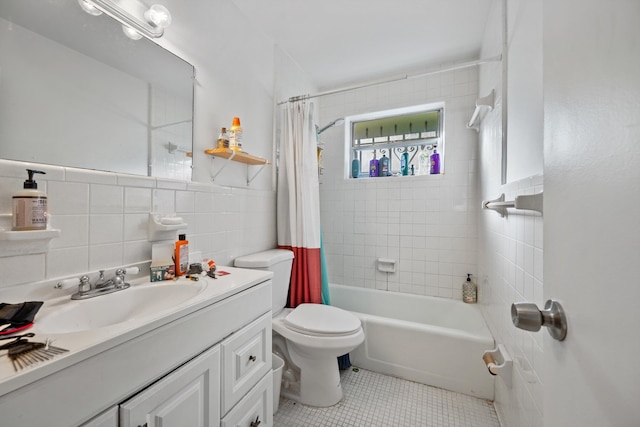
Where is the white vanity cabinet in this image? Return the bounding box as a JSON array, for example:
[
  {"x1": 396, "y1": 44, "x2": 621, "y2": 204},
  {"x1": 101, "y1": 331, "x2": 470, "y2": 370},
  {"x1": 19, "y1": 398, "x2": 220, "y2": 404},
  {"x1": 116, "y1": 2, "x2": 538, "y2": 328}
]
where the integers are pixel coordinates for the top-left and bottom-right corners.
[
  {"x1": 119, "y1": 345, "x2": 221, "y2": 427},
  {"x1": 0, "y1": 273, "x2": 273, "y2": 427},
  {"x1": 80, "y1": 407, "x2": 119, "y2": 427},
  {"x1": 220, "y1": 312, "x2": 273, "y2": 426}
]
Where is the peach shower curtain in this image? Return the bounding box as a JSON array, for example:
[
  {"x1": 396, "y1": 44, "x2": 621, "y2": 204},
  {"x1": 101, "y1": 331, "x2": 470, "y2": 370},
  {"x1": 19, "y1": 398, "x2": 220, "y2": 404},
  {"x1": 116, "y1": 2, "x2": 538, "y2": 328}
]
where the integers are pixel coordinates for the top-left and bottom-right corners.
[{"x1": 277, "y1": 100, "x2": 323, "y2": 307}]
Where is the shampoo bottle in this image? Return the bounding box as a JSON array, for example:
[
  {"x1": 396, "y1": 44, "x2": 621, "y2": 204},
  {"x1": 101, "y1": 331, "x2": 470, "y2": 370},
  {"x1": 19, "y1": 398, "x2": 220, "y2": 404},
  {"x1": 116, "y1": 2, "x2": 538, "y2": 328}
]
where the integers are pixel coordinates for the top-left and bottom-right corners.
[
  {"x1": 401, "y1": 150, "x2": 409, "y2": 176},
  {"x1": 379, "y1": 154, "x2": 390, "y2": 177},
  {"x1": 175, "y1": 234, "x2": 189, "y2": 276},
  {"x1": 462, "y1": 274, "x2": 477, "y2": 303},
  {"x1": 430, "y1": 149, "x2": 440, "y2": 174},
  {"x1": 12, "y1": 169, "x2": 48, "y2": 231},
  {"x1": 351, "y1": 158, "x2": 360, "y2": 178},
  {"x1": 369, "y1": 151, "x2": 379, "y2": 177}
]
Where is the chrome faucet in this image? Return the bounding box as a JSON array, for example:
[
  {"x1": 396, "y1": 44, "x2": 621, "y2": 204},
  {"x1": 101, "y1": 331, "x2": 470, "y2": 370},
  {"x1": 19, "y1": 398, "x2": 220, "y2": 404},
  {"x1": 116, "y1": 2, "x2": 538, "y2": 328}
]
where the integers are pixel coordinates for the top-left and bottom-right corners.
[
  {"x1": 94, "y1": 270, "x2": 112, "y2": 289},
  {"x1": 70, "y1": 267, "x2": 138, "y2": 300}
]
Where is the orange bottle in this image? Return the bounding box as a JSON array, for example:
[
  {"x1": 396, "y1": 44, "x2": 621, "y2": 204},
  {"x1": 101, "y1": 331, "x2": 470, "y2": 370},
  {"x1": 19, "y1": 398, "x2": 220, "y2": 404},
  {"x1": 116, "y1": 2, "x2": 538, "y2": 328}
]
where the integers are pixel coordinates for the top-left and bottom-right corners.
[
  {"x1": 229, "y1": 117, "x2": 243, "y2": 152},
  {"x1": 175, "y1": 234, "x2": 189, "y2": 276}
]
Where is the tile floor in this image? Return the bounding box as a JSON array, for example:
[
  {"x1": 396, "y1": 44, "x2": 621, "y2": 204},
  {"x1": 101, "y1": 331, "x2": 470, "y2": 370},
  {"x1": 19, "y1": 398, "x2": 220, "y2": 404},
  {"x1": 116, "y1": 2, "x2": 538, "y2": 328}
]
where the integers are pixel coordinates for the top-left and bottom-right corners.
[{"x1": 274, "y1": 367, "x2": 500, "y2": 427}]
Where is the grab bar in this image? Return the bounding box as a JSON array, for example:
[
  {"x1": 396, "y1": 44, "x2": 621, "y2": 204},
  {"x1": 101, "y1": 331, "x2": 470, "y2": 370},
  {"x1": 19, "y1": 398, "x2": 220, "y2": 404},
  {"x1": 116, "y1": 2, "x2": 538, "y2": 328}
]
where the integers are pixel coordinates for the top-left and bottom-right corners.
[
  {"x1": 482, "y1": 192, "x2": 543, "y2": 217},
  {"x1": 467, "y1": 90, "x2": 495, "y2": 130}
]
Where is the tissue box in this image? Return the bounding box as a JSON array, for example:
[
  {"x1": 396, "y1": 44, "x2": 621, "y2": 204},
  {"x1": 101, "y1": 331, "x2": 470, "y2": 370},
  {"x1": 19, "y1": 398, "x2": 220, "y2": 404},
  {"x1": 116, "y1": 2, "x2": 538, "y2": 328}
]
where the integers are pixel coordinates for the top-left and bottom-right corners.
[{"x1": 151, "y1": 242, "x2": 175, "y2": 282}]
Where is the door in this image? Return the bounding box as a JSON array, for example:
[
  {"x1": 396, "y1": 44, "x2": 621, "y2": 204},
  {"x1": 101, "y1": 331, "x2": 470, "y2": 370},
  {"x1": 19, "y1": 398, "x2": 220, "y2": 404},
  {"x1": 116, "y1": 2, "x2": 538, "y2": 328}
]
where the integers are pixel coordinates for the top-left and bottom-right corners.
[{"x1": 543, "y1": 1, "x2": 640, "y2": 426}]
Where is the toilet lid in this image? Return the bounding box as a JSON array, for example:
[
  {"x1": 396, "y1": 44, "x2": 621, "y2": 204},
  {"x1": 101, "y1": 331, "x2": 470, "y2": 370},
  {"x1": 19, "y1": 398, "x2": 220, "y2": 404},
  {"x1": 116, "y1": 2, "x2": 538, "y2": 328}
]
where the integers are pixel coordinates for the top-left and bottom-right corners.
[{"x1": 284, "y1": 304, "x2": 361, "y2": 336}]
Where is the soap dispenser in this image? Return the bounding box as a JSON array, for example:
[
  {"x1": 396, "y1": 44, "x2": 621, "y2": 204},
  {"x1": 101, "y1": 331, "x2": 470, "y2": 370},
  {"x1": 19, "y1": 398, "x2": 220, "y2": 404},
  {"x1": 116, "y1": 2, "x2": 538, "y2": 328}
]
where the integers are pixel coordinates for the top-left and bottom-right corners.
[
  {"x1": 462, "y1": 273, "x2": 477, "y2": 303},
  {"x1": 12, "y1": 169, "x2": 48, "y2": 231}
]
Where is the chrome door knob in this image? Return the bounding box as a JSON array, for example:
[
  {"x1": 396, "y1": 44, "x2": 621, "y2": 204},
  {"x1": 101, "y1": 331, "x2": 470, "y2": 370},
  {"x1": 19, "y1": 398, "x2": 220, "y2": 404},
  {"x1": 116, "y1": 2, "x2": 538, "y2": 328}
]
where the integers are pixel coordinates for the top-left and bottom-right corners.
[{"x1": 511, "y1": 300, "x2": 567, "y2": 341}]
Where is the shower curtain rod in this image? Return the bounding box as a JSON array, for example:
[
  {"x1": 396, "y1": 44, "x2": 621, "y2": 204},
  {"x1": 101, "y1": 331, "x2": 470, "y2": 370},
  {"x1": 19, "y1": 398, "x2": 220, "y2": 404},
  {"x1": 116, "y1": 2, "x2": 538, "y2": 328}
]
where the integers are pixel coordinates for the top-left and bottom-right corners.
[{"x1": 277, "y1": 54, "x2": 502, "y2": 105}]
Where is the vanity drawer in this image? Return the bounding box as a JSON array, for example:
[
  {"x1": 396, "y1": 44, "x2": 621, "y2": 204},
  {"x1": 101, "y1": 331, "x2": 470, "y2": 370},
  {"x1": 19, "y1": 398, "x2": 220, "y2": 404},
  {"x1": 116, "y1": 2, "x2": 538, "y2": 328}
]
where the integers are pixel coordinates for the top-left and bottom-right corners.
[
  {"x1": 221, "y1": 311, "x2": 272, "y2": 414},
  {"x1": 221, "y1": 371, "x2": 272, "y2": 427}
]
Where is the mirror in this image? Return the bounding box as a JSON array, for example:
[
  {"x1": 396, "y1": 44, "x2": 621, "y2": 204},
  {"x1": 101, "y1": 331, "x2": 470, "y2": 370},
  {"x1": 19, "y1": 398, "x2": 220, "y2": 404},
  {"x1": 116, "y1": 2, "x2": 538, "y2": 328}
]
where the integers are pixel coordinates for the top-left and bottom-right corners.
[{"x1": 0, "y1": 0, "x2": 194, "y2": 179}]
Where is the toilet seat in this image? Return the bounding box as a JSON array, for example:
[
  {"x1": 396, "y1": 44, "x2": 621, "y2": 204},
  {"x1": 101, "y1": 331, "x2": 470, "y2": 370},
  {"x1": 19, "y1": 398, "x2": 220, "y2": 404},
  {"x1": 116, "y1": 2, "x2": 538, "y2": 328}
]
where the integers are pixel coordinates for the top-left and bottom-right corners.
[{"x1": 283, "y1": 304, "x2": 361, "y2": 337}]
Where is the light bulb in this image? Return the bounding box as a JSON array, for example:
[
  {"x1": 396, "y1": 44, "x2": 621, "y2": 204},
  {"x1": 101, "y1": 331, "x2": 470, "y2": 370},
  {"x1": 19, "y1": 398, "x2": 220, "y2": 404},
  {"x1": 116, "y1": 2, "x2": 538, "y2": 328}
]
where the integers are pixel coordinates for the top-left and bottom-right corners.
[
  {"x1": 144, "y1": 4, "x2": 172, "y2": 29},
  {"x1": 122, "y1": 24, "x2": 143, "y2": 40},
  {"x1": 78, "y1": 0, "x2": 103, "y2": 16}
]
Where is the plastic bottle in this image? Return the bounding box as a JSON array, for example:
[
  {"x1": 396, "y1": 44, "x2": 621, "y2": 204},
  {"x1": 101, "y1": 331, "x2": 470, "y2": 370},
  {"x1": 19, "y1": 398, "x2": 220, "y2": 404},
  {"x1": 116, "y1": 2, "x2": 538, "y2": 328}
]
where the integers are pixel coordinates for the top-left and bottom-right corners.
[
  {"x1": 379, "y1": 154, "x2": 390, "y2": 177},
  {"x1": 175, "y1": 234, "x2": 189, "y2": 276},
  {"x1": 217, "y1": 127, "x2": 229, "y2": 149},
  {"x1": 401, "y1": 150, "x2": 409, "y2": 176},
  {"x1": 12, "y1": 169, "x2": 48, "y2": 231},
  {"x1": 351, "y1": 158, "x2": 360, "y2": 178},
  {"x1": 430, "y1": 149, "x2": 440, "y2": 174},
  {"x1": 462, "y1": 274, "x2": 477, "y2": 303},
  {"x1": 229, "y1": 117, "x2": 243, "y2": 152},
  {"x1": 419, "y1": 148, "x2": 430, "y2": 175},
  {"x1": 369, "y1": 151, "x2": 379, "y2": 177}
]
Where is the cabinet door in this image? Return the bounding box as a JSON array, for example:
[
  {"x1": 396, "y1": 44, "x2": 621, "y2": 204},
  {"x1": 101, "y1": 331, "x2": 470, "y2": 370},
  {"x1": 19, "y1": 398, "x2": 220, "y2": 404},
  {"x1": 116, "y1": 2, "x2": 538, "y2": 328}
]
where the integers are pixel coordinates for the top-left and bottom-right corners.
[
  {"x1": 120, "y1": 345, "x2": 220, "y2": 427},
  {"x1": 221, "y1": 312, "x2": 272, "y2": 414},
  {"x1": 79, "y1": 406, "x2": 118, "y2": 427},
  {"x1": 221, "y1": 372, "x2": 272, "y2": 427}
]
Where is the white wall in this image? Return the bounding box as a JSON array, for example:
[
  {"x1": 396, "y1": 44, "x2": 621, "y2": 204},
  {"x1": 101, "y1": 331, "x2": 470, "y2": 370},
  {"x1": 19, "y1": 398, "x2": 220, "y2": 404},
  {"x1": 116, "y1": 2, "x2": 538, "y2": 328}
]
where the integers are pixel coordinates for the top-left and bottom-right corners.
[
  {"x1": 477, "y1": 0, "x2": 544, "y2": 426},
  {"x1": 318, "y1": 60, "x2": 479, "y2": 300}
]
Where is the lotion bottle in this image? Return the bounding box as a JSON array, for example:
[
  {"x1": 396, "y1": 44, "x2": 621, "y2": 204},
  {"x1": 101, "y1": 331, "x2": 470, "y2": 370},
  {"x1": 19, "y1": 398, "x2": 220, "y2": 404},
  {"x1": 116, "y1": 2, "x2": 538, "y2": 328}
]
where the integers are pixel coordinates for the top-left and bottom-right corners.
[
  {"x1": 12, "y1": 169, "x2": 48, "y2": 231},
  {"x1": 175, "y1": 234, "x2": 189, "y2": 276}
]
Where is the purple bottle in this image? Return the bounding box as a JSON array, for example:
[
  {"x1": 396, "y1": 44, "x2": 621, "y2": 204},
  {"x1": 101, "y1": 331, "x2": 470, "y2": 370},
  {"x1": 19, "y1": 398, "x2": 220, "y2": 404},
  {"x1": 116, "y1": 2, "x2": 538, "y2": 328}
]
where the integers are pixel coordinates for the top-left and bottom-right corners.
[
  {"x1": 369, "y1": 152, "x2": 379, "y2": 177},
  {"x1": 430, "y1": 149, "x2": 440, "y2": 174}
]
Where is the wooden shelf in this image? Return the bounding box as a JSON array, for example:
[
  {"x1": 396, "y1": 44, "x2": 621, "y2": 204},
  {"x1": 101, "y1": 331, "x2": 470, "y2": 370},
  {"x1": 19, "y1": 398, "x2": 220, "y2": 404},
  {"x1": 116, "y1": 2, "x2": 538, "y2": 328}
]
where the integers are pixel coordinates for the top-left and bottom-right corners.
[{"x1": 204, "y1": 148, "x2": 270, "y2": 165}]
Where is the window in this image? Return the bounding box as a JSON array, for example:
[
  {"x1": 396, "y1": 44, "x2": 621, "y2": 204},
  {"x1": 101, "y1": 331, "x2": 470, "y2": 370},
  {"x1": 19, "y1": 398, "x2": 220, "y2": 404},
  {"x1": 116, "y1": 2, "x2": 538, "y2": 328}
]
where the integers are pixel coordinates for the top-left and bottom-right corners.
[{"x1": 347, "y1": 104, "x2": 443, "y2": 178}]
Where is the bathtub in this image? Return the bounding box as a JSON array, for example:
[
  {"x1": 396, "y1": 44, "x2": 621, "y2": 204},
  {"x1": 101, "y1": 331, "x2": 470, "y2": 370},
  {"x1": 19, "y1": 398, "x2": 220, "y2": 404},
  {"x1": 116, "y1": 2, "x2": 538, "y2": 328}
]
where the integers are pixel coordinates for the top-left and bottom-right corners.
[{"x1": 330, "y1": 284, "x2": 495, "y2": 399}]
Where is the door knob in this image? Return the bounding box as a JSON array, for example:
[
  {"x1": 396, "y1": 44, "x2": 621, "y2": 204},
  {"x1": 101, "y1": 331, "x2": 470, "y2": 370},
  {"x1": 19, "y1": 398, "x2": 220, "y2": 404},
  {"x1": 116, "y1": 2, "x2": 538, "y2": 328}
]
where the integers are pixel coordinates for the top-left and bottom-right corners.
[{"x1": 511, "y1": 299, "x2": 567, "y2": 341}]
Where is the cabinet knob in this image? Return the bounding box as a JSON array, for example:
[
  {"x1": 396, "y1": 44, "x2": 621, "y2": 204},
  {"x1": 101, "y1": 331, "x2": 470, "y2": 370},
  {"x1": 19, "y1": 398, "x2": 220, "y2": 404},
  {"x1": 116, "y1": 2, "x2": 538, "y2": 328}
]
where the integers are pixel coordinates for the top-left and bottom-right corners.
[
  {"x1": 249, "y1": 355, "x2": 257, "y2": 362},
  {"x1": 250, "y1": 415, "x2": 261, "y2": 427}
]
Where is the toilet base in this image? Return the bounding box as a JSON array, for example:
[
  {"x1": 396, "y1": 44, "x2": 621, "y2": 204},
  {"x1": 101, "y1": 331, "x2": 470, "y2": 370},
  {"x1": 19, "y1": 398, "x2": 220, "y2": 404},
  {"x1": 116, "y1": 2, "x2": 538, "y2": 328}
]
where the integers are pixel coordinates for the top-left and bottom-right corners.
[{"x1": 291, "y1": 351, "x2": 343, "y2": 407}]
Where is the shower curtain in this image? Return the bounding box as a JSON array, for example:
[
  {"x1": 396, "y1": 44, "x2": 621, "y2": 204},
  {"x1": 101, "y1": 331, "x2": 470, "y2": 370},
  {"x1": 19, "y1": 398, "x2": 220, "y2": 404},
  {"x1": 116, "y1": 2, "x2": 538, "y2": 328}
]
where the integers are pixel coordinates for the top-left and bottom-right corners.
[{"x1": 278, "y1": 100, "x2": 323, "y2": 307}]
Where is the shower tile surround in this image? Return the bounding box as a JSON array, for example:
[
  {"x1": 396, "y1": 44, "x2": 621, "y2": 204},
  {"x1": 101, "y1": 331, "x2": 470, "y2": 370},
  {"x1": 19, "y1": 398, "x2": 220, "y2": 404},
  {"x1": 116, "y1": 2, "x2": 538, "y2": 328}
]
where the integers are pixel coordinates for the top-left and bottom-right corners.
[
  {"x1": 0, "y1": 159, "x2": 276, "y2": 289},
  {"x1": 318, "y1": 61, "x2": 479, "y2": 299}
]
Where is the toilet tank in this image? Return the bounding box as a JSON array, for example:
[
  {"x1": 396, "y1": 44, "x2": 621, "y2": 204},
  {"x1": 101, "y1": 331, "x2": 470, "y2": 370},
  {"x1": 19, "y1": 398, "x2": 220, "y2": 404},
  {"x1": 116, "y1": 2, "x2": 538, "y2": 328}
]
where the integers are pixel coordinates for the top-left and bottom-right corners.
[{"x1": 234, "y1": 249, "x2": 294, "y2": 313}]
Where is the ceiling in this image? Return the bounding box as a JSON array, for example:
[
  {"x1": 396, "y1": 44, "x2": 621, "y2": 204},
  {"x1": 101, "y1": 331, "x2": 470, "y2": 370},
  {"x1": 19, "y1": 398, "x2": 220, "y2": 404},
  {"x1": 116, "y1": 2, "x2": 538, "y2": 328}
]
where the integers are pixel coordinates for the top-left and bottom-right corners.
[{"x1": 231, "y1": 0, "x2": 494, "y2": 91}]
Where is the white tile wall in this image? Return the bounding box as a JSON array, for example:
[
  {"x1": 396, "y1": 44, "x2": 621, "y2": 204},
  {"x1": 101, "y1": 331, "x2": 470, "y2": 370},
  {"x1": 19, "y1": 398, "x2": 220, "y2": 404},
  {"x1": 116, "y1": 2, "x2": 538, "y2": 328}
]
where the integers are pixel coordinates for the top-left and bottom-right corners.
[
  {"x1": 0, "y1": 159, "x2": 276, "y2": 289},
  {"x1": 318, "y1": 61, "x2": 479, "y2": 300},
  {"x1": 477, "y1": 1, "x2": 545, "y2": 425},
  {"x1": 478, "y1": 176, "x2": 544, "y2": 427}
]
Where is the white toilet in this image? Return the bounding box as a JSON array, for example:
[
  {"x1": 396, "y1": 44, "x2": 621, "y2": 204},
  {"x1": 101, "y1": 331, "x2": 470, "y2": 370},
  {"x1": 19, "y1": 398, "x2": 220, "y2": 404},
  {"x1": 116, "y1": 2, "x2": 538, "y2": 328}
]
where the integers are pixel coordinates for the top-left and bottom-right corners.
[{"x1": 234, "y1": 249, "x2": 364, "y2": 407}]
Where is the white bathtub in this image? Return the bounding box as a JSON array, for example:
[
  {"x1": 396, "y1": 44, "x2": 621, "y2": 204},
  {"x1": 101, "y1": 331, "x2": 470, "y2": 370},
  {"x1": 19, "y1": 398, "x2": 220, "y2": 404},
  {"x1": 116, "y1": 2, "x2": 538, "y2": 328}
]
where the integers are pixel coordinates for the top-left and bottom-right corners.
[{"x1": 330, "y1": 284, "x2": 495, "y2": 399}]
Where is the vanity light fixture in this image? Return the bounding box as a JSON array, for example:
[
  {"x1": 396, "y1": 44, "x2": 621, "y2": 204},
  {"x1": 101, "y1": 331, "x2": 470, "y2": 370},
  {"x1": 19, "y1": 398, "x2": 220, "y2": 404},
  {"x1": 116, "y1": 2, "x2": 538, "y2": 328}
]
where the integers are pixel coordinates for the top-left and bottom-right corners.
[
  {"x1": 77, "y1": 0, "x2": 103, "y2": 16},
  {"x1": 122, "y1": 24, "x2": 143, "y2": 40},
  {"x1": 79, "y1": 0, "x2": 172, "y2": 39}
]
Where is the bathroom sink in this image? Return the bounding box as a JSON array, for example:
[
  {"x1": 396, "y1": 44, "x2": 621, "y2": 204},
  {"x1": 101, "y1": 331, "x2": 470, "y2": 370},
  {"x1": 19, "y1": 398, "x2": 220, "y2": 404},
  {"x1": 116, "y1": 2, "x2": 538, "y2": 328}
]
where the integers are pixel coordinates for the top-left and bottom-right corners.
[{"x1": 36, "y1": 282, "x2": 206, "y2": 334}]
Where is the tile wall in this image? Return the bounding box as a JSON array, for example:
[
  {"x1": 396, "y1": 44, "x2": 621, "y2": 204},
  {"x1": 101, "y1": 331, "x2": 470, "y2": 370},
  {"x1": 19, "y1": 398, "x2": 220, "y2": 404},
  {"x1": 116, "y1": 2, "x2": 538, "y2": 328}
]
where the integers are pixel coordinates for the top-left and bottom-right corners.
[
  {"x1": 477, "y1": 1, "x2": 545, "y2": 425},
  {"x1": 0, "y1": 159, "x2": 276, "y2": 290},
  {"x1": 318, "y1": 61, "x2": 479, "y2": 300},
  {"x1": 477, "y1": 176, "x2": 544, "y2": 427}
]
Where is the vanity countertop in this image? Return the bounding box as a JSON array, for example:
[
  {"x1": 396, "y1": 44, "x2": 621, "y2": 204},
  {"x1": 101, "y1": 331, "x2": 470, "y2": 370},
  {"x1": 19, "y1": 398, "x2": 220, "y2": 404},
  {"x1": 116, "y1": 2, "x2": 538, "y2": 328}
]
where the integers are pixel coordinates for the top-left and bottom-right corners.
[{"x1": 0, "y1": 266, "x2": 273, "y2": 397}]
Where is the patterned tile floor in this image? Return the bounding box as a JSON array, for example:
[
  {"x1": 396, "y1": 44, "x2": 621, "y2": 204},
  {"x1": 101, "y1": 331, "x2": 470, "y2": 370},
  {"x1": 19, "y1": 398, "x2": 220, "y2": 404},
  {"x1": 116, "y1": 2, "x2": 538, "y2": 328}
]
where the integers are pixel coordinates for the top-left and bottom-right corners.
[{"x1": 274, "y1": 367, "x2": 500, "y2": 427}]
